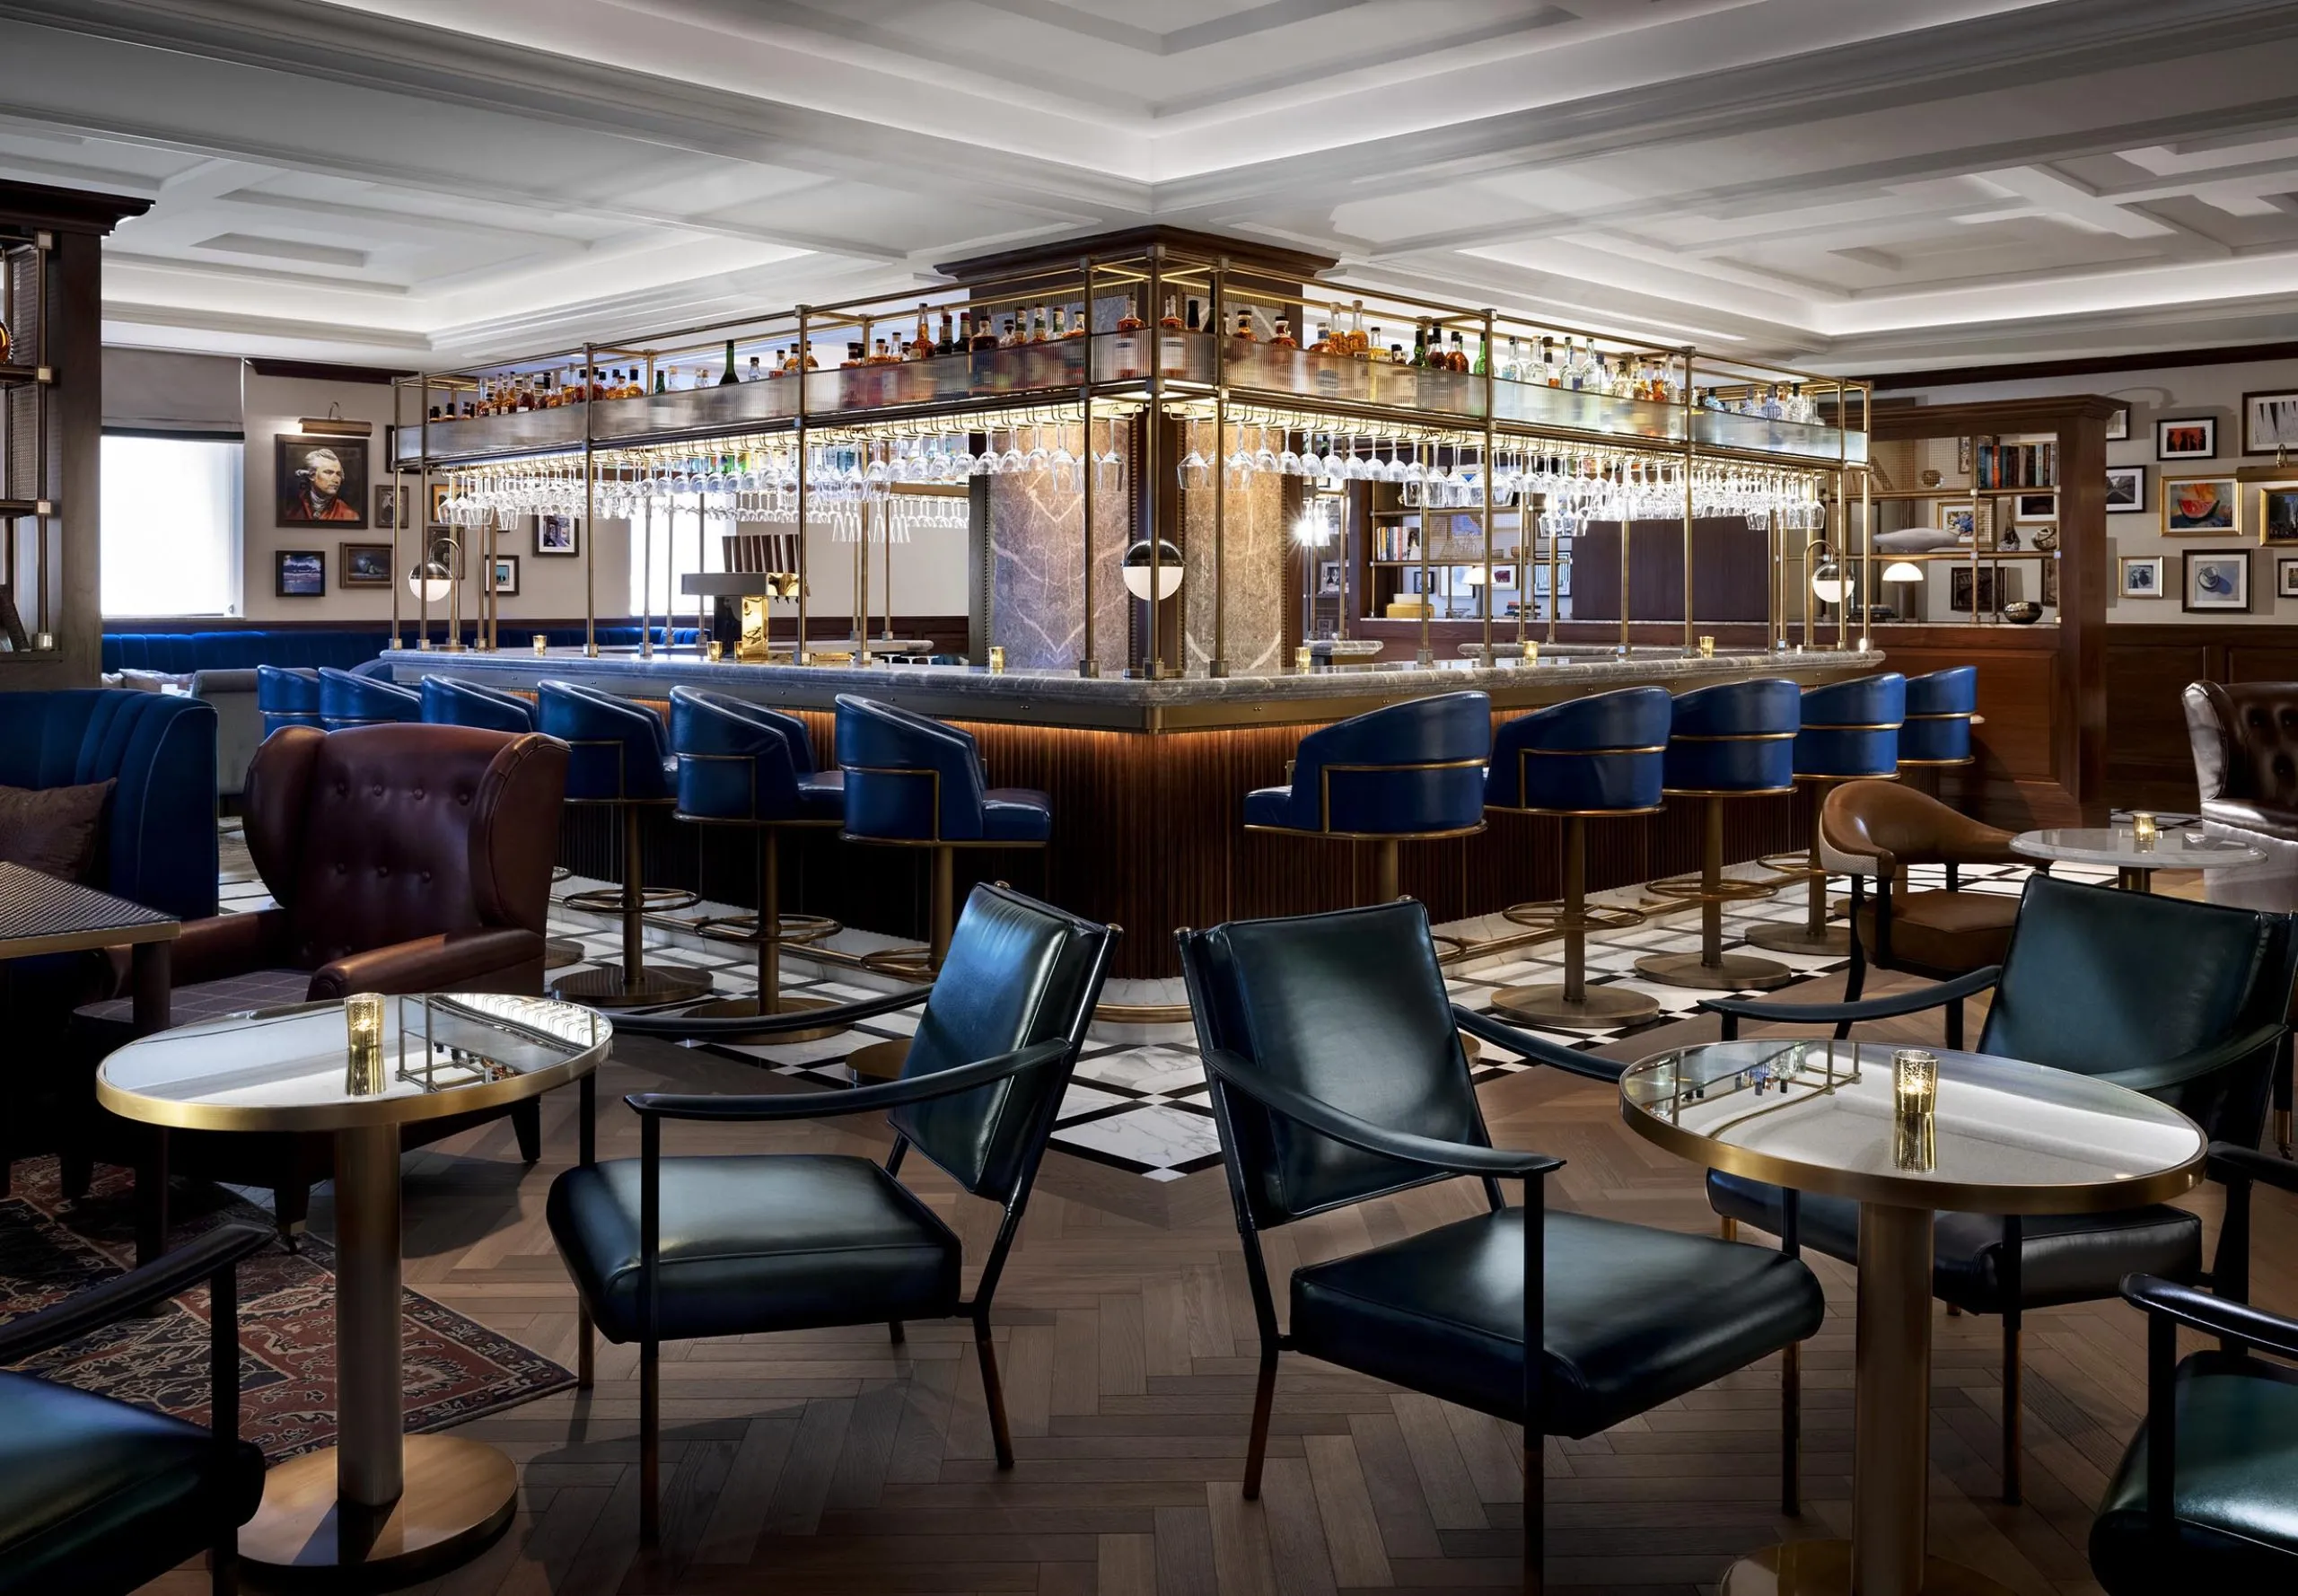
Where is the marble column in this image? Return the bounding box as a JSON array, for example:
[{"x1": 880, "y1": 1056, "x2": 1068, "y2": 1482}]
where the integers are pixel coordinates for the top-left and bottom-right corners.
[
  {"x1": 1182, "y1": 425, "x2": 1285, "y2": 676},
  {"x1": 986, "y1": 424, "x2": 1130, "y2": 674}
]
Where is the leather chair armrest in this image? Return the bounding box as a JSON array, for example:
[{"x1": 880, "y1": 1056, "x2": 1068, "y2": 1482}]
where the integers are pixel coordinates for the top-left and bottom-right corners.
[
  {"x1": 1452, "y1": 1005, "x2": 1626, "y2": 1083},
  {"x1": 172, "y1": 908, "x2": 288, "y2": 986},
  {"x1": 2092, "y1": 1023, "x2": 2286, "y2": 1097},
  {"x1": 307, "y1": 926, "x2": 541, "y2": 1000},
  {"x1": 1200, "y1": 1047, "x2": 1563, "y2": 1179},
  {"x1": 628, "y1": 1038, "x2": 1070, "y2": 1121},
  {"x1": 2183, "y1": 681, "x2": 2237, "y2": 803},
  {"x1": 611, "y1": 981, "x2": 928, "y2": 1039},
  {"x1": 2120, "y1": 1273, "x2": 2298, "y2": 1362},
  {"x1": 0, "y1": 1223, "x2": 272, "y2": 1364},
  {"x1": 1701, "y1": 964, "x2": 2001, "y2": 1036},
  {"x1": 2207, "y1": 1141, "x2": 2298, "y2": 1194}
]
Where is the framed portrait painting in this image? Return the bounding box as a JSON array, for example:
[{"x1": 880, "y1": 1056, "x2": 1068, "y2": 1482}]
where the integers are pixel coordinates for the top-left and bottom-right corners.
[
  {"x1": 276, "y1": 434, "x2": 368, "y2": 528},
  {"x1": 2162, "y1": 475, "x2": 2240, "y2": 536},
  {"x1": 275, "y1": 548, "x2": 326, "y2": 598},
  {"x1": 2156, "y1": 417, "x2": 2218, "y2": 461},
  {"x1": 2183, "y1": 548, "x2": 2250, "y2": 613}
]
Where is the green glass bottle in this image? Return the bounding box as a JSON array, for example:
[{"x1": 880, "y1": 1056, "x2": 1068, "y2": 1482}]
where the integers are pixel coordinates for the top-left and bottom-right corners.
[{"x1": 719, "y1": 339, "x2": 740, "y2": 386}]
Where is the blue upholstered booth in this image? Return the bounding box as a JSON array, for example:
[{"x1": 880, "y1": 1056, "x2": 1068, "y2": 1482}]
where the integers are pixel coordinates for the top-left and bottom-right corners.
[
  {"x1": 102, "y1": 625, "x2": 705, "y2": 677},
  {"x1": 255, "y1": 665, "x2": 322, "y2": 739},
  {"x1": 1244, "y1": 691, "x2": 1490, "y2": 837},
  {"x1": 1901, "y1": 666, "x2": 1979, "y2": 767},
  {"x1": 317, "y1": 666, "x2": 420, "y2": 731},
  {"x1": 1793, "y1": 673, "x2": 1906, "y2": 780},
  {"x1": 837, "y1": 695, "x2": 1050, "y2": 846},
  {"x1": 539, "y1": 680, "x2": 677, "y2": 802},
  {"x1": 1485, "y1": 687, "x2": 1671, "y2": 1028},
  {"x1": 836, "y1": 695, "x2": 1051, "y2": 973},
  {"x1": 1661, "y1": 679, "x2": 1802, "y2": 795},
  {"x1": 1486, "y1": 687, "x2": 1670, "y2": 815},
  {"x1": 0, "y1": 691, "x2": 218, "y2": 922},
  {"x1": 421, "y1": 675, "x2": 537, "y2": 734},
  {"x1": 1636, "y1": 679, "x2": 1802, "y2": 991},
  {"x1": 671, "y1": 687, "x2": 841, "y2": 824}
]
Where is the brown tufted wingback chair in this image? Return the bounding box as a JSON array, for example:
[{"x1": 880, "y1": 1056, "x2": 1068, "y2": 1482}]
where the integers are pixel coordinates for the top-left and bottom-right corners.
[{"x1": 75, "y1": 723, "x2": 572, "y2": 1237}]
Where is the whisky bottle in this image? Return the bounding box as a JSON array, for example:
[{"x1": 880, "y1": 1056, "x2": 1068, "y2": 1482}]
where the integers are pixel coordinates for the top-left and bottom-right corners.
[
  {"x1": 1116, "y1": 297, "x2": 1143, "y2": 333},
  {"x1": 803, "y1": 342, "x2": 819, "y2": 370},
  {"x1": 1268, "y1": 315, "x2": 1296, "y2": 349},
  {"x1": 1062, "y1": 303, "x2": 1085, "y2": 338},
  {"x1": 1364, "y1": 324, "x2": 1384, "y2": 361},
  {"x1": 1409, "y1": 322, "x2": 1427, "y2": 366},
  {"x1": 1030, "y1": 304, "x2": 1048, "y2": 342},
  {"x1": 0, "y1": 312, "x2": 10, "y2": 364},
  {"x1": 1233, "y1": 308, "x2": 1258, "y2": 343},
  {"x1": 1449, "y1": 330, "x2": 1469, "y2": 373},
  {"x1": 1347, "y1": 299, "x2": 1368, "y2": 355},
  {"x1": 937, "y1": 309, "x2": 957, "y2": 354},
  {"x1": 998, "y1": 316, "x2": 1021, "y2": 349},
  {"x1": 1049, "y1": 304, "x2": 1066, "y2": 339},
  {"x1": 1158, "y1": 294, "x2": 1182, "y2": 330},
  {"x1": 721, "y1": 338, "x2": 741, "y2": 385},
  {"x1": 746, "y1": 355, "x2": 763, "y2": 381},
  {"x1": 1186, "y1": 299, "x2": 1203, "y2": 331},
  {"x1": 912, "y1": 303, "x2": 933, "y2": 358},
  {"x1": 1310, "y1": 323, "x2": 1334, "y2": 355},
  {"x1": 969, "y1": 314, "x2": 998, "y2": 353}
]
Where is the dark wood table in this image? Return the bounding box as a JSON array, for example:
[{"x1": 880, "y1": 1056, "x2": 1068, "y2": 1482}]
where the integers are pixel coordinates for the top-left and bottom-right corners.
[{"x1": 0, "y1": 861, "x2": 178, "y2": 1258}]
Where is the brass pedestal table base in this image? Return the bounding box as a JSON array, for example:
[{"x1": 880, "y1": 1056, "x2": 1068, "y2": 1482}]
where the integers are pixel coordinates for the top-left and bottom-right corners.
[
  {"x1": 1718, "y1": 1540, "x2": 2019, "y2": 1596},
  {"x1": 238, "y1": 1434, "x2": 516, "y2": 1587}
]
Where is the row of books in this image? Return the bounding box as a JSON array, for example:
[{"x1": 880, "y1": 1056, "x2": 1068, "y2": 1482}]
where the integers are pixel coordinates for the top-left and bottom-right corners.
[{"x1": 1971, "y1": 438, "x2": 2057, "y2": 489}]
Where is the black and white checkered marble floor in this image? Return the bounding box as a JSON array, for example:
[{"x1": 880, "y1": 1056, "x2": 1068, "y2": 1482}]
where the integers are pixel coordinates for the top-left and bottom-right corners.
[{"x1": 214, "y1": 823, "x2": 2120, "y2": 1185}]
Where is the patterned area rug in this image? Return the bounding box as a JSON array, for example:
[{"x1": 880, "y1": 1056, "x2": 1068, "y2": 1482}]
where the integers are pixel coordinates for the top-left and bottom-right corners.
[{"x1": 0, "y1": 1159, "x2": 572, "y2": 1460}]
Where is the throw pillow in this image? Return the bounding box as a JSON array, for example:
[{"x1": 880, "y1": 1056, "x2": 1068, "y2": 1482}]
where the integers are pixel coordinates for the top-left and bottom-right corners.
[{"x1": 0, "y1": 779, "x2": 115, "y2": 883}]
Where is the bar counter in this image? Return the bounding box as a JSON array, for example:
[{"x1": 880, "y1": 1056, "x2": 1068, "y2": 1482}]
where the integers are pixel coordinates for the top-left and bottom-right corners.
[{"x1": 383, "y1": 645, "x2": 1883, "y2": 977}]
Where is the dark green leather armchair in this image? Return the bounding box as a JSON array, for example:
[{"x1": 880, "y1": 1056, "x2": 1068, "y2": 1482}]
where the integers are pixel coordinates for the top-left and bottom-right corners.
[
  {"x1": 1177, "y1": 900, "x2": 1825, "y2": 1593},
  {"x1": 2092, "y1": 1144, "x2": 2298, "y2": 1592},
  {"x1": 546, "y1": 883, "x2": 1116, "y2": 1544},
  {"x1": 1698, "y1": 873, "x2": 2297, "y2": 1504},
  {"x1": 0, "y1": 1222, "x2": 272, "y2": 1595}
]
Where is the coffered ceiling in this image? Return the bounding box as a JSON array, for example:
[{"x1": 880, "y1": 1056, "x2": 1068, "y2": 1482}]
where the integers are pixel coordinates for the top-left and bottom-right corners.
[{"x1": 6, "y1": 0, "x2": 2298, "y2": 373}]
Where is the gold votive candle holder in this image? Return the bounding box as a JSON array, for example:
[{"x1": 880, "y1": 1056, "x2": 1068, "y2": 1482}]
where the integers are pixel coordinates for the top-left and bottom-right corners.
[
  {"x1": 345, "y1": 992, "x2": 385, "y2": 1097},
  {"x1": 1892, "y1": 1109, "x2": 1935, "y2": 1172},
  {"x1": 1521, "y1": 640, "x2": 1539, "y2": 662},
  {"x1": 987, "y1": 646, "x2": 1006, "y2": 674},
  {"x1": 532, "y1": 633, "x2": 547, "y2": 656},
  {"x1": 707, "y1": 639, "x2": 724, "y2": 662},
  {"x1": 1296, "y1": 645, "x2": 1314, "y2": 673},
  {"x1": 1698, "y1": 636, "x2": 1715, "y2": 657},
  {"x1": 2130, "y1": 811, "x2": 2158, "y2": 849},
  {"x1": 1892, "y1": 1048, "x2": 1937, "y2": 1115}
]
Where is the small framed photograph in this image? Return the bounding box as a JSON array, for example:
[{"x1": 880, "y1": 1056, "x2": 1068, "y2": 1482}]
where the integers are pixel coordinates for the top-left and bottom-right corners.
[
  {"x1": 2105, "y1": 464, "x2": 2147, "y2": 514},
  {"x1": 275, "y1": 548, "x2": 326, "y2": 598},
  {"x1": 487, "y1": 554, "x2": 520, "y2": 597},
  {"x1": 339, "y1": 541, "x2": 393, "y2": 587},
  {"x1": 1938, "y1": 500, "x2": 1978, "y2": 542},
  {"x1": 2105, "y1": 403, "x2": 2130, "y2": 442},
  {"x1": 2163, "y1": 474, "x2": 2241, "y2": 536},
  {"x1": 2013, "y1": 491, "x2": 2057, "y2": 522},
  {"x1": 1950, "y1": 566, "x2": 2001, "y2": 614},
  {"x1": 2042, "y1": 558, "x2": 2058, "y2": 609},
  {"x1": 2279, "y1": 557, "x2": 2298, "y2": 599},
  {"x1": 2258, "y1": 483, "x2": 2298, "y2": 545},
  {"x1": 533, "y1": 514, "x2": 578, "y2": 557},
  {"x1": 428, "y1": 482, "x2": 452, "y2": 528},
  {"x1": 2157, "y1": 416, "x2": 2219, "y2": 460},
  {"x1": 2184, "y1": 548, "x2": 2250, "y2": 612},
  {"x1": 373, "y1": 484, "x2": 408, "y2": 529},
  {"x1": 2119, "y1": 555, "x2": 2165, "y2": 599},
  {"x1": 2242, "y1": 390, "x2": 2298, "y2": 455}
]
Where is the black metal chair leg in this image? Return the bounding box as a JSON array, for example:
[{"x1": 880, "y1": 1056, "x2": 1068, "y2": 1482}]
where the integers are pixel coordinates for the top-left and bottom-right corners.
[
  {"x1": 975, "y1": 1313, "x2": 1014, "y2": 1469},
  {"x1": 889, "y1": 1320, "x2": 905, "y2": 1345},
  {"x1": 639, "y1": 1335, "x2": 660, "y2": 1545},
  {"x1": 512, "y1": 1099, "x2": 543, "y2": 1163},
  {"x1": 2000, "y1": 1215, "x2": 2023, "y2": 1506},
  {"x1": 1780, "y1": 1189, "x2": 1802, "y2": 1516},
  {"x1": 575, "y1": 1302, "x2": 594, "y2": 1390},
  {"x1": 1243, "y1": 1351, "x2": 1277, "y2": 1500}
]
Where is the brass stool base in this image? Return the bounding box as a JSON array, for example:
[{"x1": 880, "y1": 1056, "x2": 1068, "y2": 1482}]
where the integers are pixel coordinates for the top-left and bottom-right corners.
[
  {"x1": 1743, "y1": 921, "x2": 1852, "y2": 957},
  {"x1": 563, "y1": 884, "x2": 700, "y2": 917},
  {"x1": 543, "y1": 937, "x2": 583, "y2": 969},
  {"x1": 1501, "y1": 899, "x2": 1647, "y2": 934},
  {"x1": 1634, "y1": 950, "x2": 1796, "y2": 991},
  {"x1": 848, "y1": 1037, "x2": 911, "y2": 1080},
  {"x1": 238, "y1": 1434, "x2": 517, "y2": 1587},
  {"x1": 860, "y1": 944, "x2": 934, "y2": 980},
  {"x1": 1491, "y1": 983, "x2": 1661, "y2": 1030},
  {"x1": 1645, "y1": 873, "x2": 1776, "y2": 906},
  {"x1": 695, "y1": 910, "x2": 839, "y2": 950},
  {"x1": 682, "y1": 992, "x2": 844, "y2": 1043},
  {"x1": 1719, "y1": 1541, "x2": 2018, "y2": 1596},
  {"x1": 550, "y1": 962, "x2": 713, "y2": 1008}
]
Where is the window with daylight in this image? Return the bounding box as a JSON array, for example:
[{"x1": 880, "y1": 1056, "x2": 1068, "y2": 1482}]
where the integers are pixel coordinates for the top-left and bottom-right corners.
[
  {"x1": 629, "y1": 495, "x2": 721, "y2": 626},
  {"x1": 100, "y1": 432, "x2": 244, "y2": 617}
]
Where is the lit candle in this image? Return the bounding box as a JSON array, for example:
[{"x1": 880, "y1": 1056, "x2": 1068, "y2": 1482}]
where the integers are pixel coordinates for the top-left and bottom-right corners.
[
  {"x1": 2129, "y1": 811, "x2": 2158, "y2": 849},
  {"x1": 987, "y1": 646, "x2": 1006, "y2": 674},
  {"x1": 532, "y1": 633, "x2": 547, "y2": 656},
  {"x1": 1521, "y1": 640, "x2": 1539, "y2": 663},
  {"x1": 1296, "y1": 645, "x2": 1314, "y2": 673},
  {"x1": 1892, "y1": 1048, "x2": 1936, "y2": 1114},
  {"x1": 1698, "y1": 635, "x2": 1715, "y2": 658},
  {"x1": 345, "y1": 992, "x2": 385, "y2": 1096},
  {"x1": 707, "y1": 639, "x2": 724, "y2": 662}
]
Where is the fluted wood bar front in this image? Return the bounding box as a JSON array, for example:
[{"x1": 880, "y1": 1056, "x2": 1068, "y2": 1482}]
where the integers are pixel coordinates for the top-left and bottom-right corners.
[{"x1": 384, "y1": 647, "x2": 1881, "y2": 978}]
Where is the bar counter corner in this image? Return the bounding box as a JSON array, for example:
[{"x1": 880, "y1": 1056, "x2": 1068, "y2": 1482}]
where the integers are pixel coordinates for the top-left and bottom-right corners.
[{"x1": 382, "y1": 645, "x2": 1883, "y2": 977}]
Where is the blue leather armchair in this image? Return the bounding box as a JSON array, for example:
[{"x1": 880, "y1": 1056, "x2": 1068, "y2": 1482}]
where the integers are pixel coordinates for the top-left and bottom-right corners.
[
  {"x1": 316, "y1": 667, "x2": 419, "y2": 731},
  {"x1": 420, "y1": 675, "x2": 536, "y2": 734},
  {"x1": 254, "y1": 665, "x2": 320, "y2": 740}
]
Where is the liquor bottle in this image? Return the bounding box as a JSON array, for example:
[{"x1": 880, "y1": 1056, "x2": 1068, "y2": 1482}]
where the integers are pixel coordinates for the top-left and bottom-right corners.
[
  {"x1": 937, "y1": 309, "x2": 956, "y2": 354},
  {"x1": 0, "y1": 311, "x2": 10, "y2": 364},
  {"x1": 1449, "y1": 330, "x2": 1469, "y2": 373},
  {"x1": 911, "y1": 303, "x2": 933, "y2": 359},
  {"x1": 970, "y1": 313, "x2": 999, "y2": 352},
  {"x1": 1116, "y1": 297, "x2": 1143, "y2": 333},
  {"x1": 720, "y1": 338, "x2": 741, "y2": 385},
  {"x1": 1365, "y1": 324, "x2": 1385, "y2": 361},
  {"x1": 1233, "y1": 308, "x2": 1258, "y2": 343},
  {"x1": 1537, "y1": 338, "x2": 1558, "y2": 387},
  {"x1": 1030, "y1": 304, "x2": 1048, "y2": 343},
  {"x1": 998, "y1": 316, "x2": 1021, "y2": 349},
  {"x1": 1472, "y1": 336, "x2": 1487, "y2": 377},
  {"x1": 1158, "y1": 294, "x2": 1182, "y2": 330},
  {"x1": 1310, "y1": 322, "x2": 1334, "y2": 355},
  {"x1": 1499, "y1": 337, "x2": 1521, "y2": 381},
  {"x1": 654, "y1": 368, "x2": 667, "y2": 394},
  {"x1": 1185, "y1": 298, "x2": 1202, "y2": 331},
  {"x1": 746, "y1": 355, "x2": 763, "y2": 381},
  {"x1": 1062, "y1": 303, "x2": 1086, "y2": 338},
  {"x1": 1268, "y1": 314, "x2": 1296, "y2": 349},
  {"x1": 955, "y1": 310, "x2": 974, "y2": 350},
  {"x1": 1050, "y1": 304, "x2": 1066, "y2": 339},
  {"x1": 1388, "y1": 342, "x2": 1406, "y2": 364},
  {"x1": 803, "y1": 342, "x2": 819, "y2": 370},
  {"x1": 1408, "y1": 322, "x2": 1426, "y2": 366},
  {"x1": 1347, "y1": 299, "x2": 1368, "y2": 355}
]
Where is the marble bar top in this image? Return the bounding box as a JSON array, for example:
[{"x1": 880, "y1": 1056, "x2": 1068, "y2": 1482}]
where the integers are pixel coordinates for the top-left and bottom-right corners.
[{"x1": 382, "y1": 643, "x2": 1887, "y2": 732}]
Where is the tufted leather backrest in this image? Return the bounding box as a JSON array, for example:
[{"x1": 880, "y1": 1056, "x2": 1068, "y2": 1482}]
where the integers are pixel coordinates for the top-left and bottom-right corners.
[
  {"x1": 1486, "y1": 685, "x2": 1669, "y2": 813},
  {"x1": 1983, "y1": 873, "x2": 2295, "y2": 1144},
  {"x1": 421, "y1": 676, "x2": 537, "y2": 734},
  {"x1": 671, "y1": 687, "x2": 817, "y2": 820},
  {"x1": 537, "y1": 680, "x2": 675, "y2": 802},
  {"x1": 1794, "y1": 672, "x2": 1905, "y2": 780},
  {"x1": 836, "y1": 695, "x2": 990, "y2": 841},
  {"x1": 1179, "y1": 900, "x2": 1487, "y2": 1228},
  {"x1": 243, "y1": 724, "x2": 568, "y2": 969},
  {"x1": 1662, "y1": 678, "x2": 1800, "y2": 795},
  {"x1": 889, "y1": 884, "x2": 1116, "y2": 1201},
  {"x1": 2185, "y1": 680, "x2": 2298, "y2": 815},
  {"x1": 1285, "y1": 690, "x2": 1490, "y2": 835},
  {"x1": 0, "y1": 690, "x2": 219, "y2": 920}
]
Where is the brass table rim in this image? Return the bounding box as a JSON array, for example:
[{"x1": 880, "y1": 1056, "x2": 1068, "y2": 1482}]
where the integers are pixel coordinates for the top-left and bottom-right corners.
[
  {"x1": 1617, "y1": 1043, "x2": 2206, "y2": 1216},
  {"x1": 96, "y1": 995, "x2": 612, "y2": 1135}
]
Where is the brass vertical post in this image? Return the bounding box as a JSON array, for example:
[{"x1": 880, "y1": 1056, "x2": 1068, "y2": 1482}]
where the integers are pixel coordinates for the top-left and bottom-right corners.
[
  {"x1": 1079, "y1": 255, "x2": 1099, "y2": 678},
  {"x1": 1682, "y1": 351, "x2": 1697, "y2": 655},
  {"x1": 1481, "y1": 310, "x2": 1496, "y2": 665},
  {"x1": 638, "y1": 484, "x2": 653, "y2": 659},
  {"x1": 795, "y1": 306, "x2": 811, "y2": 665},
  {"x1": 584, "y1": 343, "x2": 598, "y2": 658},
  {"x1": 1143, "y1": 247, "x2": 1164, "y2": 679},
  {"x1": 1618, "y1": 448, "x2": 1633, "y2": 657},
  {"x1": 1417, "y1": 440, "x2": 1434, "y2": 668},
  {"x1": 1210, "y1": 258, "x2": 1229, "y2": 678}
]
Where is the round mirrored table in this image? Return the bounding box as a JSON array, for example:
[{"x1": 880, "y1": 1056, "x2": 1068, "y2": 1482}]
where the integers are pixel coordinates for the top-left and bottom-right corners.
[
  {"x1": 1620, "y1": 1039, "x2": 2205, "y2": 1596},
  {"x1": 98, "y1": 994, "x2": 610, "y2": 1585},
  {"x1": 2012, "y1": 825, "x2": 2263, "y2": 891}
]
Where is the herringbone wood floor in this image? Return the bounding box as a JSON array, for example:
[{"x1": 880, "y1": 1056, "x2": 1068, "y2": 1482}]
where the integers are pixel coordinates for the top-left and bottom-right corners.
[{"x1": 140, "y1": 965, "x2": 2297, "y2": 1596}]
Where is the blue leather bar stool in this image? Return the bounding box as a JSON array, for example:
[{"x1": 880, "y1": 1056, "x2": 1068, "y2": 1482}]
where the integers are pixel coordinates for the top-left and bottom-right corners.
[
  {"x1": 1486, "y1": 686, "x2": 1670, "y2": 1029},
  {"x1": 316, "y1": 665, "x2": 419, "y2": 731},
  {"x1": 1748, "y1": 672, "x2": 1906, "y2": 958},
  {"x1": 1634, "y1": 679, "x2": 1801, "y2": 991},
  {"x1": 671, "y1": 686, "x2": 845, "y2": 1030},
  {"x1": 836, "y1": 694, "x2": 1050, "y2": 976},
  {"x1": 539, "y1": 680, "x2": 709, "y2": 1007},
  {"x1": 256, "y1": 664, "x2": 321, "y2": 739},
  {"x1": 1242, "y1": 691, "x2": 1490, "y2": 913},
  {"x1": 1900, "y1": 666, "x2": 1978, "y2": 767},
  {"x1": 420, "y1": 674, "x2": 537, "y2": 733}
]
